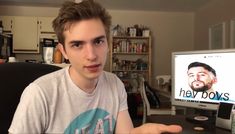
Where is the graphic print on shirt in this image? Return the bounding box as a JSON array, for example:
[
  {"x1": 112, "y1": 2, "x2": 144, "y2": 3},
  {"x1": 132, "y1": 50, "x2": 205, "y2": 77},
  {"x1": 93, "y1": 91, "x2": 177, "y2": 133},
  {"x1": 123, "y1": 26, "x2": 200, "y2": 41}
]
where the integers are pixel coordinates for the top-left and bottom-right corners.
[{"x1": 64, "y1": 108, "x2": 115, "y2": 134}]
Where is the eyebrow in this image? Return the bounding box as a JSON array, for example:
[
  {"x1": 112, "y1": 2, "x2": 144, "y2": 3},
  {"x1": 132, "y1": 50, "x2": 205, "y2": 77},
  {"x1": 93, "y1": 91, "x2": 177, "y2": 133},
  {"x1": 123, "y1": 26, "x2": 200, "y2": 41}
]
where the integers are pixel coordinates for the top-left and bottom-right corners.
[
  {"x1": 92, "y1": 35, "x2": 106, "y2": 42},
  {"x1": 187, "y1": 72, "x2": 194, "y2": 76},
  {"x1": 69, "y1": 35, "x2": 106, "y2": 45},
  {"x1": 188, "y1": 71, "x2": 207, "y2": 76}
]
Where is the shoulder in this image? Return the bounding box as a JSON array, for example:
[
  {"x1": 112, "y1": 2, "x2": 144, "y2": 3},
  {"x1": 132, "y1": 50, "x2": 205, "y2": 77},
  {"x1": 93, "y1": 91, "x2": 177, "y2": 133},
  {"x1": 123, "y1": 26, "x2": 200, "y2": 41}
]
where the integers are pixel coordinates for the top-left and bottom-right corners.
[
  {"x1": 100, "y1": 71, "x2": 126, "y2": 94},
  {"x1": 102, "y1": 71, "x2": 117, "y2": 79},
  {"x1": 28, "y1": 67, "x2": 68, "y2": 94},
  {"x1": 34, "y1": 67, "x2": 67, "y2": 84},
  {"x1": 101, "y1": 71, "x2": 123, "y2": 84},
  {"x1": 21, "y1": 67, "x2": 69, "y2": 100}
]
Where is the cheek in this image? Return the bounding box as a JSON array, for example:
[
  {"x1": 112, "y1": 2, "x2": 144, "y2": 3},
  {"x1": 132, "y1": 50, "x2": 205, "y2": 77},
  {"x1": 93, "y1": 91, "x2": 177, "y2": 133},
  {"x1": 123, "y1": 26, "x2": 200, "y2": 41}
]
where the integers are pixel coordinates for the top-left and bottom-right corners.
[
  {"x1": 63, "y1": 48, "x2": 82, "y2": 61},
  {"x1": 188, "y1": 77, "x2": 194, "y2": 82},
  {"x1": 68, "y1": 51, "x2": 81, "y2": 60},
  {"x1": 198, "y1": 75, "x2": 206, "y2": 80},
  {"x1": 100, "y1": 46, "x2": 109, "y2": 56},
  {"x1": 200, "y1": 78, "x2": 210, "y2": 83}
]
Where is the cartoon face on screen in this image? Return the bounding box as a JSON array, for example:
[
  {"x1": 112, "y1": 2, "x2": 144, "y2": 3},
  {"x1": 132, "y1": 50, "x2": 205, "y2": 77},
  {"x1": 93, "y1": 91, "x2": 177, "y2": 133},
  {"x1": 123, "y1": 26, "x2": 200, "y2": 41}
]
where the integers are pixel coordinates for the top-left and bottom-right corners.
[{"x1": 187, "y1": 62, "x2": 217, "y2": 92}]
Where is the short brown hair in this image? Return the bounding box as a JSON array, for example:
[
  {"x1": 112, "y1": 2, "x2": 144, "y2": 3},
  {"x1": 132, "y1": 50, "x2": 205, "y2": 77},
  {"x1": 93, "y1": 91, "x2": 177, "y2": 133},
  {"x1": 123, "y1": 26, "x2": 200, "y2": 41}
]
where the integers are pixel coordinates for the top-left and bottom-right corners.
[{"x1": 52, "y1": 0, "x2": 111, "y2": 45}]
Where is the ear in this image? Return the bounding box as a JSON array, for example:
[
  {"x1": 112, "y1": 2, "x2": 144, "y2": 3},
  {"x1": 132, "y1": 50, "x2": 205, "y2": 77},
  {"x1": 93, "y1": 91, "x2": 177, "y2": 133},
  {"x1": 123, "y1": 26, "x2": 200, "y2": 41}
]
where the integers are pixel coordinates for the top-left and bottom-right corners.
[
  {"x1": 57, "y1": 43, "x2": 68, "y2": 60},
  {"x1": 213, "y1": 77, "x2": 217, "y2": 84},
  {"x1": 209, "y1": 72, "x2": 217, "y2": 84}
]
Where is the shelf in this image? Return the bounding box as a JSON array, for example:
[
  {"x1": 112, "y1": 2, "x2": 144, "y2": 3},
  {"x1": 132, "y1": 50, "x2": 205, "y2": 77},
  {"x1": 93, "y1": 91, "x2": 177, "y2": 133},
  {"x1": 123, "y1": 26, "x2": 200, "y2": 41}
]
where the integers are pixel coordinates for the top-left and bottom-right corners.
[
  {"x1": 113, "y1": 36, "x2": 150, "y2": 39},
  {"x1": 110, "y1": 35, "x2": 152, "y2": 92},
  {"x1": 113, "y1": 52, "x2": 148, "y2": 55}
]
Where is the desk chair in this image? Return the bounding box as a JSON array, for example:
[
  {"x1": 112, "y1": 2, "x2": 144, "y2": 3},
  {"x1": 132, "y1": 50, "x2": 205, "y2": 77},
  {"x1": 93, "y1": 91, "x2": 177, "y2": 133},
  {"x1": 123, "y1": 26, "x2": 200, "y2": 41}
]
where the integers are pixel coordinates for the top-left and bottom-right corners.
[
  {"x1": 155, "y1": 75, "x2": 171, "y2": 92},
  {"x1": 0, "y1": 62, "x2": 62, "y2": 134},
  {"x1": 138, "y1": 77, "x2": 175, "y2": 124}
]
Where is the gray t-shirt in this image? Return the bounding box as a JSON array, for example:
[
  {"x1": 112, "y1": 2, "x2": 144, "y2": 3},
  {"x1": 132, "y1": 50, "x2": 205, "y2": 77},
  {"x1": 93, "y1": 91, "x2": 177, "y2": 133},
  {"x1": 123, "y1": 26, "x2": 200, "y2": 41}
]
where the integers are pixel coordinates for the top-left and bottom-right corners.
[{"x1": 9, "y1": 66, "x2": 128, "y2": 133}]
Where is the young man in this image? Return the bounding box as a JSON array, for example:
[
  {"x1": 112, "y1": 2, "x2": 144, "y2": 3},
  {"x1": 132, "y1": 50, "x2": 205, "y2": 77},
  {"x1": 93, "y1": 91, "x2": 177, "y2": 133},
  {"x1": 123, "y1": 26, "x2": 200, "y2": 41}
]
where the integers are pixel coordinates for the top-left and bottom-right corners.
[
  {"x1": 9, "y1": 0, "x2": 182, "y2": 133},
  {"x1": 187, "y1": 62, "x2": 217, "y2": 93}
]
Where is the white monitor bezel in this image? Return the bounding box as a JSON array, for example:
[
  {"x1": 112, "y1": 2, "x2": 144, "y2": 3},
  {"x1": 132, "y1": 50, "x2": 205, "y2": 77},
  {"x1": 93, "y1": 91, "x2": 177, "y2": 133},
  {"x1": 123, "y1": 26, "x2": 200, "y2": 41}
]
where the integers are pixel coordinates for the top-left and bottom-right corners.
[{"x1": 171, "y1": 49, "x2": 235, "y2": 111}]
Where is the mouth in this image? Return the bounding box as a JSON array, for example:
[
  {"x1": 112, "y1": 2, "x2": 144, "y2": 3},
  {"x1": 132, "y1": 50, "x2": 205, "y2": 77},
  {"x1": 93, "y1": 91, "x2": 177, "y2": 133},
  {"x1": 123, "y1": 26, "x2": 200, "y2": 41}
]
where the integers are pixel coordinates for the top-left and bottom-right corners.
[
  {"x1": 193, "y1": 81, "x2": 203, "y2": 87},
  {"x1": 85, "y1": 64, "x2": 101, "y2": 72}
]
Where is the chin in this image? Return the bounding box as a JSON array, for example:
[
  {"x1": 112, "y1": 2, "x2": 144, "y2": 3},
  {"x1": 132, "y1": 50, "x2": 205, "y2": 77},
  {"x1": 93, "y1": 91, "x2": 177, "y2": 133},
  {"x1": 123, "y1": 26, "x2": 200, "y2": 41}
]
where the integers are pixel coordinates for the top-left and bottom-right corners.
[
  {"x1": 87, "y1": 70, "x2": 103, "y2": 79},
  {"x1": 193, "y1": 87, "x2": 208, "y2": 92}
]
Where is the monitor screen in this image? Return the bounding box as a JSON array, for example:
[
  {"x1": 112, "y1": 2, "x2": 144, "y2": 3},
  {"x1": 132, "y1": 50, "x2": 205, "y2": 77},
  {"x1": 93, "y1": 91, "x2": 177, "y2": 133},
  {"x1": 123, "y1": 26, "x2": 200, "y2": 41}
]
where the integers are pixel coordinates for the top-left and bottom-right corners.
[{"x1": 172, "y1": 49, "x2": 235, "y2": 111}]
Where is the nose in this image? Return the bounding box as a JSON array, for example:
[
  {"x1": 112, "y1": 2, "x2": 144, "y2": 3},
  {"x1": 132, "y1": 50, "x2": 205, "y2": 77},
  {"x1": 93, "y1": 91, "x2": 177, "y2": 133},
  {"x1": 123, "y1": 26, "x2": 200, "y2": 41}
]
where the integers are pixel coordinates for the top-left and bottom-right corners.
[
  {"x1": 85, "y1": 44, "x2": 97, "y2": 61},
  {"x1": 195, "y1": 74, "x2": 200, "y2": 81}
]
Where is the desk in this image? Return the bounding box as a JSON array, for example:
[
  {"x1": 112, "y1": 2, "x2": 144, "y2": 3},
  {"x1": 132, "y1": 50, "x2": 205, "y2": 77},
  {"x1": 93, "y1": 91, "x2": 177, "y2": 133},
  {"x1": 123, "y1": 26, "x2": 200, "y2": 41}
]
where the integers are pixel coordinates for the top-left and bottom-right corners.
[{"x1": 147, "y1": 115, "x2": 230, "y2": 134}]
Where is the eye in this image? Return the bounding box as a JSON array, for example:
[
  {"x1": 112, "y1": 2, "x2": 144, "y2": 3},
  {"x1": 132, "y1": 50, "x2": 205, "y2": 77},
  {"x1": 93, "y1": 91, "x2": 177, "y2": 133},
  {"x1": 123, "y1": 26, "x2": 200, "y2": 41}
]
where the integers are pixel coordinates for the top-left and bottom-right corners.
[
  {"x1": 188, "y1": 73, "x2": 195, "y2": 78},
  {"x1": 198, "y1": 73, "x2": 206, "y2": 76},
  {"x1": 189, "y1": 74, "x2": 194, "y2": 77},
  {"x1": 94, "y1": 38, "x2": 105, "y2": 46},
  {"x1": 71, "y1": 42, "x2": 82, "y2": 48}
]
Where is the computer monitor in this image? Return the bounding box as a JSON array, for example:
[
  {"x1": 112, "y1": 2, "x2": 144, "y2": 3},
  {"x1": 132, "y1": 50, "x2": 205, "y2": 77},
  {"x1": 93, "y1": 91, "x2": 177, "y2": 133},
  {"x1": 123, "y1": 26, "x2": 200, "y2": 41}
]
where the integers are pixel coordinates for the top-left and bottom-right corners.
[{"x1": 172, "y1": 49, "x2": 235, "y2": 119}]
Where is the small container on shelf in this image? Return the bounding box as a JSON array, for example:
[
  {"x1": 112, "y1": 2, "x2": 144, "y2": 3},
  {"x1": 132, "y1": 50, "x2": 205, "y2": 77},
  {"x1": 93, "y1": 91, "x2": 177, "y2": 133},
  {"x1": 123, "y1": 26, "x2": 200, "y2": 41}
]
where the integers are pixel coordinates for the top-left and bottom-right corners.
[
  {"x1": 111, "y1": 34, "x2": 152, "y2": 86},
  {"x1": 8, "y1": 56, "x2": 16, "y2": 62},
  {"x1": 53, "y1": 46, "x2": 62, "y2": 64}
]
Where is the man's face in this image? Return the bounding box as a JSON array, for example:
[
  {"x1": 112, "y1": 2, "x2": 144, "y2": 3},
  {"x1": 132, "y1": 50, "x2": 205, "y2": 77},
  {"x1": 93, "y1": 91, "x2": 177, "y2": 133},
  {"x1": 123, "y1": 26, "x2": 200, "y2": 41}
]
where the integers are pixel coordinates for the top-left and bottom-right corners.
[
  {"x1": 59, "y1": 18, "x2": 108, "y2": 81},
  {"x1": 187, "y1": 67, "x2": 216, "y2": 92}
]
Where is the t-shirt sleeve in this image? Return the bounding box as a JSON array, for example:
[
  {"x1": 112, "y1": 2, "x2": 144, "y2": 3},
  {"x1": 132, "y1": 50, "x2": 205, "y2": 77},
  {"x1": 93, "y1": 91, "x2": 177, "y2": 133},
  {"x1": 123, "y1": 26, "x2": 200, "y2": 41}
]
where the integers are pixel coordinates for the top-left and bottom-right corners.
[{"x1": 8, "y1": 83, "x2": 47, "y2": 133}]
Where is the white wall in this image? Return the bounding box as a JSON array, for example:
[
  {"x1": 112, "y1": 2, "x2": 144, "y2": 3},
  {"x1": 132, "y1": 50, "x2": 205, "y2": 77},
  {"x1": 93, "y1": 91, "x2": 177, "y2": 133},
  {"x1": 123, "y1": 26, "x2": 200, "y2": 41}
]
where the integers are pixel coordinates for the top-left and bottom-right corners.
[
  {"x1": 0, "y1": 5, "x2": 59, "y2": 17},
  {"x1": 194, "y1": 0, "x2": 235, "y2": 50},
  {"x1": 110, "y1": 10, "x2": 194, "y2": 84},
  {"x1": 0, "y1": 5, "x2": 194, "y2": 85}
]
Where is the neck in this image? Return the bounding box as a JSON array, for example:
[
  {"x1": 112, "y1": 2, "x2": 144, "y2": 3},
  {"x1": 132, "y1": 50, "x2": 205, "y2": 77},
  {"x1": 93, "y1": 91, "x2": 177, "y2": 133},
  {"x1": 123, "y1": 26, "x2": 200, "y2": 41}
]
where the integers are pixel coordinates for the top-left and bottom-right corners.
[{"x1": 69, "y1": 67, "x2": 98, "y2": 93}]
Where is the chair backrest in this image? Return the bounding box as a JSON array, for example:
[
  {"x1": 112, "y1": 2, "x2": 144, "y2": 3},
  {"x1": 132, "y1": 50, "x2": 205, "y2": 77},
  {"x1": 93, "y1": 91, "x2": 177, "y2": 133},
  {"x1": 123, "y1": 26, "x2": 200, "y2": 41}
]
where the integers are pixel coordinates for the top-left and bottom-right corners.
[
  {"x1": 144, "y1": 81, "x2": 161, "y2": 108},
  {"x1": 139, "y1": 77, "x2": 153, "y2": 115},
  {"x1": 139, "y1": 77, "x2": 175, "y2": 115},
  {"x1": 0, "y1": 62, "x2": 61, "y2": 134}
]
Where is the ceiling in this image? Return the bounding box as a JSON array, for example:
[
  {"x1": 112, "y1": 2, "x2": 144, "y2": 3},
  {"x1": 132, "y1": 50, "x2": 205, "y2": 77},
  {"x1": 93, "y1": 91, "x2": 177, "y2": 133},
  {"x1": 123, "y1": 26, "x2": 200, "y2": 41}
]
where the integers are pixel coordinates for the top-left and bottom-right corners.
[{"x1": 0, "y1": 0, "x2": 213, "y2": 12}]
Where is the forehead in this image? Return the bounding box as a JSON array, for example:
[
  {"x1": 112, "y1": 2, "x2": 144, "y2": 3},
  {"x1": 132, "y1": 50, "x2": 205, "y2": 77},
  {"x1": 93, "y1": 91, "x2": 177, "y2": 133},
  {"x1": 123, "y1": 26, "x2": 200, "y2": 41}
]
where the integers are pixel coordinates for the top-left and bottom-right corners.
[
  {"x1": 64, "y1": 18, "x2": 106, "y2": 41},
  {"x1": 188, "y1": 67, "x2": 209, "y2": 74}
]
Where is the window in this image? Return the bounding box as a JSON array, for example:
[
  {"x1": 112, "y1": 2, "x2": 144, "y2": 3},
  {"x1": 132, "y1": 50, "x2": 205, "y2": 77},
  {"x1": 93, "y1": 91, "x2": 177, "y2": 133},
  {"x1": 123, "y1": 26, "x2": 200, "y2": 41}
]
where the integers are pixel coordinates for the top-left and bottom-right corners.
[
  {"x1": 209, "y1": 22, "x2": 226, "y2": 49},
  {"x1": 230, "y1": 19, "x2": 235, "y2": 48}
]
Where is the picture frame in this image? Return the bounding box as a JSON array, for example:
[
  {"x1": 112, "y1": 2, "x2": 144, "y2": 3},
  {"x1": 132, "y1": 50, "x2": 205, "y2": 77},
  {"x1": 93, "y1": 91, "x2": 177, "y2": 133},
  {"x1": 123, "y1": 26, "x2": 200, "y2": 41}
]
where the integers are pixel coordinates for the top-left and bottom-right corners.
[{"x1": 209, "y1": 22, "x2": 226, "y2": 49}]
